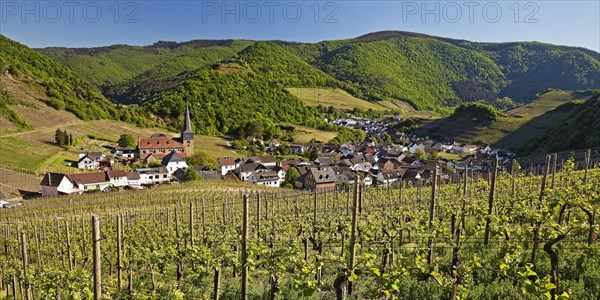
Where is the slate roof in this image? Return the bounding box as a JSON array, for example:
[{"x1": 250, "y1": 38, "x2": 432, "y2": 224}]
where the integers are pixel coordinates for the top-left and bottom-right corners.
[
  {"x1": 40, "y1": 173, "x2": 72, "y2": 187},
  {"x1": 161, "y1": 151, "x2": 186, "y2": 165},
  {"x1": 309, "y1": 167, "x2": 336, "y2": 183}
]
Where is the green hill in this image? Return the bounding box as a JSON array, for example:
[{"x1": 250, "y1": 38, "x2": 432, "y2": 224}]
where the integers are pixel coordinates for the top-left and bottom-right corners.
[
  {"x1": 0, "y1": 35, "x2": 126, "y2": 122},
  {"x1": 40, "y1": 31, "x2": 600, "y2": 115},
  {"x1": 521, "y1": 92, "x2": 600, "y2": 154},
  {"x1": 416, "y1": 90, "x2": 597, "y2": 150}
]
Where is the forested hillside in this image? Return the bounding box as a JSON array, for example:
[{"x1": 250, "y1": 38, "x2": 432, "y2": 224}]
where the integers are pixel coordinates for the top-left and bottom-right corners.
[
  {"x1": 522, "y1": 92, "x2": 600, "y2": 154},
  {"x1": 1, "y1": 35, "x2": 120, "y2": 121},
  {"x1": 40, "y1": 31, "x2": 600, "y2": 115}
]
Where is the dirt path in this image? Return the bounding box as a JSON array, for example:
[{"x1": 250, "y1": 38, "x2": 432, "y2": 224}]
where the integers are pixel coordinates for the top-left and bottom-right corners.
[{"x1": 0, "y1": 120, "x2": 82, "y2": 139}]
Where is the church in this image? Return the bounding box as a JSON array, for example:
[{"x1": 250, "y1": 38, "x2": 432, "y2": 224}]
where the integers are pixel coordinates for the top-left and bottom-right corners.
[{"x1": 137, "y1": 104, "x2": 194, "y2": 163}]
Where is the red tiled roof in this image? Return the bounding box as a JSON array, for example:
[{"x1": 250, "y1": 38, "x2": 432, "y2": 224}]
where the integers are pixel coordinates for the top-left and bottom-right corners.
[
  {"x1": 138, "y1": 137, "x2": 183, "y2": 149},
  {"x1": 69, "y1": 172, "x2": 109, "y2": 185},
  {"x1": 218, "y1": 157, "x2": 236, "y2": 166}
]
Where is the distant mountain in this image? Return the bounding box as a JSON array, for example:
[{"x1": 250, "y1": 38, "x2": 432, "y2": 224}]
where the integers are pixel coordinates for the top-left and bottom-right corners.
[{"x1": 39, "y1": 31, "x2": 600, "y2": 115}]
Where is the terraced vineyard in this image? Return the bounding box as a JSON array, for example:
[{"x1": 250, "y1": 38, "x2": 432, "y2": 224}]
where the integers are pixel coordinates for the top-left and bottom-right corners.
[{"x1": 0, "y1": 156, "x2": 598, "y2": 299}]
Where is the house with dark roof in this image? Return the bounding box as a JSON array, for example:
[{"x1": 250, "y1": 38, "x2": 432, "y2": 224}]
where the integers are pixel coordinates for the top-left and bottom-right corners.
[
  {"x1": 304, "y1": 167, "x2": 337, "y2": 191},
  {"x1": 247, "y1": 169, "x2": 284, "y2": 187},
  {"x1": 77, "y1": 152, "x2": 112, "y2": 170},
  {"x1": 40, "y1": 173, "x2": 80, "y2": 197},
  {"x1": 161, "y1": 151, "x2": 188, "y2": 175}
]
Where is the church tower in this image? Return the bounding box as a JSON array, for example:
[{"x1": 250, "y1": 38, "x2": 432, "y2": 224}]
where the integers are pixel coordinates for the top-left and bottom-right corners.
[{"x1": 181, "y1": 103, "x2": 194, "y2": 155}]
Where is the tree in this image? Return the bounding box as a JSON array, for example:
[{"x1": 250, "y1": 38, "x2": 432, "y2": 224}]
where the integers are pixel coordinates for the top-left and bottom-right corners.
[
  {"x1": 284, "y1": 167, "x2": 301, "y2": 187},
  {"x1": 182, "y1": 167, "x2": 201, "y2": 182},
  {"x1": 118, "y1": 134, "x2": 137, "y2": 148},
  {"x1": 55, "y1": 129, "x2": 68, "y2": 146},
  {"x1": 414, "y1": 148, "x2": 426, "y2": 160},
  {"x1": 186, "y1": 152, "x2": 217, "y2": 169},
  {"x1": 69, "y1": 133, "x2": 73, "y2": 146},
  {"x1": 148, "y1": 161, "x2": 163, "y2": 168}
]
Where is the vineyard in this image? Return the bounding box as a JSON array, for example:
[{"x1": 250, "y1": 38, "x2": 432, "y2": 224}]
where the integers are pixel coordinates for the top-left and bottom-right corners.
[{"x1": 0, "y1": 155, "x2": 599, "y2": 300}]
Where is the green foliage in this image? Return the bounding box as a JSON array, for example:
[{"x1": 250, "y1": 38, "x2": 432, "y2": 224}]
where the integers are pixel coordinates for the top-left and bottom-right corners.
[
  {"x1": 148, "y1": 161, "x2": 162, "y2": 168},
  {"x1": 330, "y1": 127, "x2": 366, "y2": 145},
  {"x1": 0, "y1": 90, "x2": 30, "y2": 130},
  {"x1": 451, "y1": 103, "x2": 503, "y2": 124},
  {"x1": 522, "y1": 93, "x2": 600, "y2": 153},
  {"x1": 284, "y1": 167, "x2": 300, "y2": 187},
  {"x1": 54, "y1": 129, "x2": 72, "y2": 146},
  {"x1": 186, "y1": 152, "x2": 217, "y2": 170},
  {"x1": 182, "y1": 167, "x2": 201, "y2": 182},
  {"x1": 117, "y1": 134, "x2": 137, "y2": 148}
]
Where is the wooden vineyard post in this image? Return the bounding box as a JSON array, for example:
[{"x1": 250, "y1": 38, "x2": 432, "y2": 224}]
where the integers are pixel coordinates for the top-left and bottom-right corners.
[
  {"x1": 428, "y1": 167, "x2": 438, "y2": 265},
  {"x1": 241, "y1": 194, "x2": 249, "y2": 300},
  {"x1": 65, "y1": 220, "x2": 73, "y2": 271},
  {"x1": 33, "y1": 226, "x2": 41, "y2": 268},
  {"x1": 399, "y1": 178, "x2": 404, "y2": 206},
  {"x1": 313, "y1": 191, "x2": 318, "y2": 234},
  {"x1": 202, "y1": 197, "x2": 206, "y2": 244},
  {"x1": 484, "y1": 159, "x2": 498, "y2": 246},
  {"x1": 117, "y1": 215, "x2": 123, "y2": 291},
  {"x1": 213, "y1": 267, "x2": 221, "y2": 300},
  {"x1": 462, "y1": 166, "x2": 468, "y2": 230},
  {"x1": 511, "y1": 159, "x2": 517, "y2": 197},
  {"x1": 92, "y1": 215, "x2": 101, "y2": 300},
  {"x1": 584, "y1": 149, "x2": 591, "y2": 184},
  {"x1": 347, "y1": 174, "x2": 361, "y2": 296},
  {"x1": 532, "y1": 155, "x2": 551, "y2": 270},
  {"x1": 20, "y1": 230, "x2": 31, "y2": 300},
  {"x1": 189, "y1": 202, "x2": 195, "y2": 247},
  {"x1": 256, "y1": 193, "x2": 261, "y2": 240},
  {"x1": 551, "y1": 153, "x2": 557, "y2": 188}
]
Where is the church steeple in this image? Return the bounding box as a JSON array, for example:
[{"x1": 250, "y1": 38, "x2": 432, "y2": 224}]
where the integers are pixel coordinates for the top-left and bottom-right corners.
[
  {"x1": 183, "y1": 103, "x2": 193, "y2": 134},
  {"x1": 181, "y1": 103, "x2": 194, "y2": 153}
]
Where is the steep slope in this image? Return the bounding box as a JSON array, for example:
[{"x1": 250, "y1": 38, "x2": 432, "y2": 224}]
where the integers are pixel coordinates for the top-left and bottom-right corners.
[
  {"x1": 416, "y1": 90, "x2": 596, "y2": 149},
  {"x1": 0, "y1": 35, "x2": 125, "y2": 122},
  {"x1": 311, "y1": 36, "x2": 506, "y2": 111},
  {"x1": 38, "y1": 40, "x2": 254, "y2": 85},
  {"x1": 521, "y1": 93, "x2": 600, "y2": 154}
]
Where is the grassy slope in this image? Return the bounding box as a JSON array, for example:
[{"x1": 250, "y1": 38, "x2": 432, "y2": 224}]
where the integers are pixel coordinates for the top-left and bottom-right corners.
[
  {"x1": 286, "y1": 87, "x2": 390, "y2": 111},
  {"x1": 521, "y1": 93, "x2": 600, "y2": 154},
  {"x1": 417, "y1": 90, "x2": 595, "y2": 149}
]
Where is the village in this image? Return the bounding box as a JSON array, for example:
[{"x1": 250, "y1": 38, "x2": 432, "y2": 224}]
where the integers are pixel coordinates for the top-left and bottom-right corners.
[{"x1": 36, "y1": 106, "x2": 514, "y2": 197}]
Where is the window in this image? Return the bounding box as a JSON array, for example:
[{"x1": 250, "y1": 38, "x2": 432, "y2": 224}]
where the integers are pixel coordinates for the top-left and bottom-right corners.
[
  {"x1": 96, "y1": 185, "x2": 100, "y2": 189},
  {"x1": 163, "y1": 175, "x2": 167, "y2": 178}
]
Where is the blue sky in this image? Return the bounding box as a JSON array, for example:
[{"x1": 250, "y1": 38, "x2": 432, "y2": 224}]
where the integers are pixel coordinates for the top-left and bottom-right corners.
[{"x1": 1, "y1": 1, "x2": 598, "y2": 51}]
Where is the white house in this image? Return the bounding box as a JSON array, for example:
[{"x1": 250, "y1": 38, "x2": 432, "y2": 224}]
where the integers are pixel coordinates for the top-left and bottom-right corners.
[
  {"x1": 377, "y1": 170, "x2": 403, "y2": 185},
  {"x1": 136, "y1": 167, "x2": 171, "y2": 185},
  {"x1": 40, "y1": 173, "x2": 81, "y2": 197},
  {"x1": 268, "y1": 139, "x2": 281, "y2": 152},
  {"x1": 161, "y1": 151, "x2": 188, "y2": 175},
  {"x1": 409, "y1": 142, "x2": 425, "y2": 154},
  {"x1": 69, "y1": 172, "x2": 111, "y2": 192},
  {"x1": 247, "y1": 169, "x2": 284, "y2": 187},
  {"x1": 107, "y1": 170, "x2": 129, "y2": 187},
  {"x1": 115, "y1": 147, "x2": 136, "y2": 159},
  {"x1": 217, "y1": 157, "x2": 236, "y2": 176}
]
